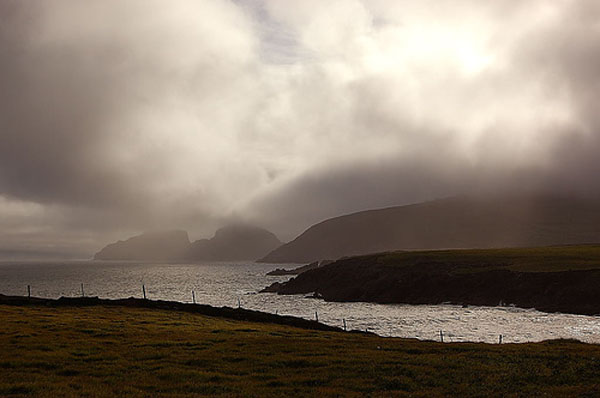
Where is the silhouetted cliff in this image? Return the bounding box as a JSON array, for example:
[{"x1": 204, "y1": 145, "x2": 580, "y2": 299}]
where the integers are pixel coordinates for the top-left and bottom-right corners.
[
  {"x1": 183, "y1": 225, "x2": 281, "y2": 261},
  {"x1": 93, "y1": 230, "x2": 191, "y2": 261},
  {"x1": 94, "y1": 225, "x2": 281, "y2": 262}
]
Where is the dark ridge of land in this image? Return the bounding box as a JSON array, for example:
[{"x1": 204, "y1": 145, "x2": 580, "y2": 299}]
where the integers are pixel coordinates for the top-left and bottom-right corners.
[
  {"x1": 93, "y1": 230, "x2": 192, "y2": 261},
  {"x1": 2, "y1": 304, "x2": 600, "y2": 397},
  {"x1": 259, "y1": 195, "x2": 600, "y2": 263},
  {"x1": 94, "y1": 224, "x2": 281, "y2": 262},
  {"x1": 266, "y1": 260, "x2": 333, "y2": 276},
  {"x1": 264, "y1": 245, "x2": 600, "y2": 315},
  {"x1": 0, "y1": 294, "x2": 342, "y2": 333}
]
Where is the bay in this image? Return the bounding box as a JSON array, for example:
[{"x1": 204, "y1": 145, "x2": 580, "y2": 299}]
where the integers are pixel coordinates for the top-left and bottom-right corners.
[{"x1": 1, "y1": 261, "x2": 599, "y2": 344}]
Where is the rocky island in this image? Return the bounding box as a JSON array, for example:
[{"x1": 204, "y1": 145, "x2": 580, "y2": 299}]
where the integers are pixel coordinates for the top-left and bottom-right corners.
[{"x1": 94, "y1": 225, "x2": 281, "y2": 262}]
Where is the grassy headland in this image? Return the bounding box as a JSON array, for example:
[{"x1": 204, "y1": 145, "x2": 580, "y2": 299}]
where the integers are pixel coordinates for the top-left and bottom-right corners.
[
  {"x1": 376, "y1": 245, "x2": 600, "y2": 273},
  {"x1": 267, "y1": 245, "x2": 600, "y2": 315},
  {"x1": 1, "y1": 300, "x2": 600, "y2": 397}
]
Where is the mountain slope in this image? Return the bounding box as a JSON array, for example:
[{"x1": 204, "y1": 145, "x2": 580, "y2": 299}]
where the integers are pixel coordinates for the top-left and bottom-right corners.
[
  {"x1": 183, "y1": 225, "x2": 281, "y2": 261},
  {"x1": 93, "y1": 230, "x2": 191, "y2": 261},
  {"x1": 259, "y1": 195, "x2": 600, "y2": 263}
]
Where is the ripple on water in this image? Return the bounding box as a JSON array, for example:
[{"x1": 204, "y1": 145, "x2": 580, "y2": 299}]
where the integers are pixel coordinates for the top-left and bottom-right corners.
[{"x1": 0, "y1": 261, "x2": 599, "y2": 344}]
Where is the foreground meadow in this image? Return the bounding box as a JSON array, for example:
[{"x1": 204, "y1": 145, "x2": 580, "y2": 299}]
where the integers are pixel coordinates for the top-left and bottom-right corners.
[{"x1": 1, "y1": 304, "x2": 600, "y2": 397}]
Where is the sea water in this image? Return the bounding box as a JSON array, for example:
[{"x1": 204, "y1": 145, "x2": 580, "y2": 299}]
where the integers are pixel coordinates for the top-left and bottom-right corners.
[{"x1": 1, "y1": 261, "x2": 599, "y2": 344}]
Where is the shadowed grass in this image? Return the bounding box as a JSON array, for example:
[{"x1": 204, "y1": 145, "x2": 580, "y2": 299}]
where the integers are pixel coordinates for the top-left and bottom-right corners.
[
  {"x1": 376, "y1": 245, "x2": 600, "y2": 273},
  {"x1": 1, "y1": 304, "x2": 600, "y2": 397}
]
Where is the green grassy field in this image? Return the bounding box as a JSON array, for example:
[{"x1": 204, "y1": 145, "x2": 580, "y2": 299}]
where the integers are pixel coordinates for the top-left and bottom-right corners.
[
  {"x1": 376, "y1": 245, "x2": 600, "y2": 273},
  {"x1": 1, "y1": 304, "x2": 600, "y2": 397}
]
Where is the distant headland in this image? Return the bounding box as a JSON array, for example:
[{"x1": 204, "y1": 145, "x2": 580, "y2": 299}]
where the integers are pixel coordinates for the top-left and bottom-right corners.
[
  {"x1": 259, "y1": 194, "x2": 600, "y2": 263},
  {"x1": 263, "y1": 245, "x2": 600, "y2": 316},
  {"x1": 94, "y1": 224, "x2": 281, "y2": 262}
]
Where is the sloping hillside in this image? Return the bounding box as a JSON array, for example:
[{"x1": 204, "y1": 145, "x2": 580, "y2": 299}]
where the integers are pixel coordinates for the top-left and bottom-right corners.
[
  {"x1": 93, "y1": 230, "x2": 191, "y2": 261},
  {"x1": 259, "y1": 195, "x2": 600, "y2": 263},
  {"x1": 183, "y1": 225, "x2": 281, "y2": 261}
]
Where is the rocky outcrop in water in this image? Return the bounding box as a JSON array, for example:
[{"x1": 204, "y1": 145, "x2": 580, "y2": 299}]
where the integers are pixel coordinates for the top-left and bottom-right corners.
[
  {"x1": 266, "y1": 260, "x2": 333, "y2": 276},
  {"x1": 94, "y1": 225, "x2": 281, "y2": 262},
  {"x1": 94, "y1": 230, "x2": 191, "y2": 261},
  {"x1": 183, "y1": 225, "x2": 282, "y2": 261}
]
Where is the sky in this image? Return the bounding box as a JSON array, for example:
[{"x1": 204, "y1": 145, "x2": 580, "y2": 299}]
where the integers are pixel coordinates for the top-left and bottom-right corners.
[{"x1": 1, "y1": 0, "x2": 600, "y2": 258}]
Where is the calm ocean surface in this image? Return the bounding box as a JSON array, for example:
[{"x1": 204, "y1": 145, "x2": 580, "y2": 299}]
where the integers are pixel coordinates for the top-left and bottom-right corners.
[{"x1": 1, "y1": 261, "x2": 599, "y2": 344}]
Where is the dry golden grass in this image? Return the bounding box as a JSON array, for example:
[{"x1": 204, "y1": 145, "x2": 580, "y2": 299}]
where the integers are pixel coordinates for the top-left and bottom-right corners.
[{"x1": 1, "y1": 304, "x2": 600, "y2": 397}]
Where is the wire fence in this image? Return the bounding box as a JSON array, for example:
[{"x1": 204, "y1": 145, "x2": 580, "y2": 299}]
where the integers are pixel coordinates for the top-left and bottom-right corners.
[{"x1": 13, "y1": 283, "x2": 513, "y2": 344}]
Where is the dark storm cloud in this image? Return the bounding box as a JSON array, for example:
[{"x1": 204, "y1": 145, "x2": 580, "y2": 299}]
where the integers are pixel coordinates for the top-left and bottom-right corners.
[
  {"x1": 241, "y1": 149, "x2": 557, "y2": 241},
  {"x1": 238, "y1": 0, "x2": 600, "y2": 239},
  {"x1": 0, "y1": 1, "x2": 253, "y2": 208},
  {"x1": 1, "y1": 0, "x2": 599, "y2": 256},
  {"x1": 0, "y1": 33, "x2": 127, "y2": 206},
  {"x1": 0, "y1": 0, "x2": 260, "y2": 255}
]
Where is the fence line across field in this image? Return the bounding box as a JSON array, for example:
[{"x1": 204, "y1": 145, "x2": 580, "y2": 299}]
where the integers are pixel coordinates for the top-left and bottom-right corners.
[{"x1": 19, "y1": 283, "x2": 508, "y2": 344}]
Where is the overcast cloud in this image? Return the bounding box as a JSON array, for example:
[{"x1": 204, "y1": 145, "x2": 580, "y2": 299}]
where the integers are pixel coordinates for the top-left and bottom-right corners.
[{"x1": 1, "y1": 0, "x2": 599, "y2": 257}]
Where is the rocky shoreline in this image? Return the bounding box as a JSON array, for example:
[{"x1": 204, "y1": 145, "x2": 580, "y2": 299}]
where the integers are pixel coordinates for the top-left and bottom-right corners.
[
  {"x1": 265, "y1": 260, "x2": 333, "y2": 276},
  {"x1": 262, "y1": 248, "x2": 600, "y2": 316}
]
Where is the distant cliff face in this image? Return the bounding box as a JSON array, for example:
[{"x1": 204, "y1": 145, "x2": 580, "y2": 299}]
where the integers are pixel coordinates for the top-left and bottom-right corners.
[
  {"x1": 93, "y1": 230, "x2": 191, "y2": 261},
  {"x1": 94, "y1": 225, "x2": 282, "y2": 262},
  {"x1": 184, "y1": 225, "x2": 282, "y2": 261},
  {"x1": 258, "y1": 195, "x2": 600, "y2": 263}
]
